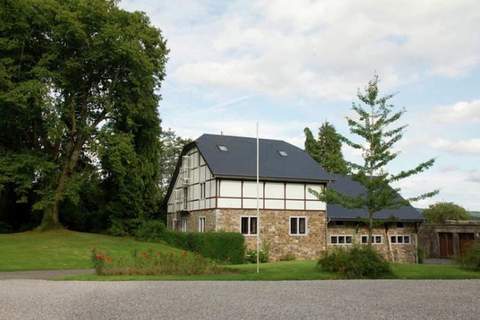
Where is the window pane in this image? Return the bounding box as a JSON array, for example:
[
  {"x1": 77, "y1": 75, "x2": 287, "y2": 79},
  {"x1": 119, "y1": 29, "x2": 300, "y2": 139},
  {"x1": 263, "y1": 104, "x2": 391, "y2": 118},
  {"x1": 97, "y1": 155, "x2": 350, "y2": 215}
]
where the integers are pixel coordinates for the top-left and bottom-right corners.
[
  {"x1": 331, "y1": 236, "x2": 337, "y2": 244},
  {"x1": 290, "y1": 218, "x2": 298, "y2": 234},
  {"x1": 241, "y1": 217, "x2": 248, "y2": 234},
  {"x1": 339, "y1": 236, "x2": 345, "y2": 244},
  {"x1": 404, "y1": 236, "x2": 410, "y2": 244},
  {"x1": 375, "y1": 236, "x2": 382, "y2": 244},
  {"x1": 398, "y1": 236, "x2": 403, "y2": 243},
  {"x1": 299, "y1": 218, "x2": 306, "y2": 234},
  {"x1": 361, "y1": 236, "x2": 368, "y2": 244},
  {"x1": 346, "y1": 236, "x2": 352, "y2": 244},
  {"x1": 391, "y1": 236, "x2": 396, "y2": 243},
  {"x1": 250, "y1": 217, "x2": 257, "y2": 235}
]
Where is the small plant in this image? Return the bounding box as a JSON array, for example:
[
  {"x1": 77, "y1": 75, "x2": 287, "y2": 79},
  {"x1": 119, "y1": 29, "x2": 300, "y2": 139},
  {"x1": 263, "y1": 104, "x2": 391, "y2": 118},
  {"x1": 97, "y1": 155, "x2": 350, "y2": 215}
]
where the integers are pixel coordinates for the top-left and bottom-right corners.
[
  {"x1": 245, "y1": 247, "x2": 269, "y2": 263},
  {"x1": 317, "y1": 245, "x2": 392, "y2": 279},
  {"x1": 279, "y1": 253, "x2": 296, "y2": 261},
  {"x1": 91, "y1": 248, "x2": 112, "y2": 275},
  {"x1": 459, "y1": 241, "x2": 480, "y2": 271}
]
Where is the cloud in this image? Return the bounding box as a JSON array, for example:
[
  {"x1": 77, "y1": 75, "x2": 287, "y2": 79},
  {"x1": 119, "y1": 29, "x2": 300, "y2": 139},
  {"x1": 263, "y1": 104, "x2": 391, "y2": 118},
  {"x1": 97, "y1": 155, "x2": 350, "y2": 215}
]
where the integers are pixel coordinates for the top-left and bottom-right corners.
[
  {"x1": 431, "y1": 138, "x2": 480, "y2": 155},
  {"x1": 467, "y1": 170, "x2": 480, "y2": 183},
  {"x1": 131, "y1": 0, "x2": 480, "y2": 100},
  {"x1": 432, "y1": 100, "x2": 480, "y2": 123}
]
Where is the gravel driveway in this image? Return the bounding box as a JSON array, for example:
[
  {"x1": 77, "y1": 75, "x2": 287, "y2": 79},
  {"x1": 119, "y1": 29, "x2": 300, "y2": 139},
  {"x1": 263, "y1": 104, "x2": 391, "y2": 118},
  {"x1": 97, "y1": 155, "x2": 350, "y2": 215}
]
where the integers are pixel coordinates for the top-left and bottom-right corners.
[{"x1": 1, "y1": 280, "x2": 479, "y2": 320}]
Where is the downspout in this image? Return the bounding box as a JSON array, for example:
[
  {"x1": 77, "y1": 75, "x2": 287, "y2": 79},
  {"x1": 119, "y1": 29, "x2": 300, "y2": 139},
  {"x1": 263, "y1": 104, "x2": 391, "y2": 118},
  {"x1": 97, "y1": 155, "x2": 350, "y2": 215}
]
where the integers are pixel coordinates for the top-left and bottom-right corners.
[{"x1": 385, "y1": 223, "x2": 394, "y2": 262}]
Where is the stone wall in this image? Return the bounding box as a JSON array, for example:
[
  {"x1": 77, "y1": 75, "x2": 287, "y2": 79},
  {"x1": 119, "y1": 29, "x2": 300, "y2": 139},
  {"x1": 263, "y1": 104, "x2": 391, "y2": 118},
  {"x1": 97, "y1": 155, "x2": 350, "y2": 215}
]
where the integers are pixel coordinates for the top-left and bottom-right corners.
[
  {"x1": 327, "y1": 224, "x2": 418, "y2": 263},
  {"x1": 166, "y1": 210, "x2": 217, "y2": 232},
  {"x1": 216, "y1": 209, "x2": 327, "y2": 261}
]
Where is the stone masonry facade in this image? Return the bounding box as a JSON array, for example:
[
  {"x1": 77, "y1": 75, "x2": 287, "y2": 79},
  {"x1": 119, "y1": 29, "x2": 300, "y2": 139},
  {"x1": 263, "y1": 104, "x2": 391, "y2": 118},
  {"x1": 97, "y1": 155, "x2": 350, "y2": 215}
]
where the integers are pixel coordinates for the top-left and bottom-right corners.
[{"x1": 167, "y1": 210, "x2": 417, "y2": 263}]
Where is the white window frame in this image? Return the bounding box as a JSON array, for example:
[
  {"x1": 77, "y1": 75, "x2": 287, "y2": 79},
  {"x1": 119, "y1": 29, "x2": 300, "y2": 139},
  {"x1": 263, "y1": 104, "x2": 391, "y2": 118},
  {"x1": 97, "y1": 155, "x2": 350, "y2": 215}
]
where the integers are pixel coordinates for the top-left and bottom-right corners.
[
  {"x1": 200, "y1": 182, "x2": 206, "y2": 200},
  {"x1": 240, "y1": 216, "x2": 257, "y2": 236},
  {"x1": 390, "y1": 235, "x2": 411, "y2": 245},
  {"x1": 198, "y1": 216, "x2": 206, "y2": 232},
  {"x1": 361, "y1": 235, "x2": 383, "y2": 244},
  {"x1": 289, "y1": 216, "x2": 308, "y2": 236},
  {"x1": 180, "y1": 218, "x2": 187, "y2": 232},
  {"x1": 330, "y1": 235, "x2": 353, "y2": 245}
]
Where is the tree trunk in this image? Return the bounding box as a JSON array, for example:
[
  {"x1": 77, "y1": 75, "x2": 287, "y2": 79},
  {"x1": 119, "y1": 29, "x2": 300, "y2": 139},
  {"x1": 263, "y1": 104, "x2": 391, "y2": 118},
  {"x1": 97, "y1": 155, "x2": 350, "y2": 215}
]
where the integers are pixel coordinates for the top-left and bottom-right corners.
[{"x1": 39, "y1": 140, "x2": 82, "y2": 230}]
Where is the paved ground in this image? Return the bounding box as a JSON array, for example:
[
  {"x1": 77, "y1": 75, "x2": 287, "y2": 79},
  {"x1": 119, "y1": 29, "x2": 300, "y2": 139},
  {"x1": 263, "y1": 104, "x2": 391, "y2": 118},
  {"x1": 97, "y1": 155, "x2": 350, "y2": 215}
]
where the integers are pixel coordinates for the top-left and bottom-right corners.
[
  {"x1": 0, "y1": 269, "x2": 94, "y2": 280},
  {"x1": 0, "y1": 280, "x2": 479, "y2": 320}
]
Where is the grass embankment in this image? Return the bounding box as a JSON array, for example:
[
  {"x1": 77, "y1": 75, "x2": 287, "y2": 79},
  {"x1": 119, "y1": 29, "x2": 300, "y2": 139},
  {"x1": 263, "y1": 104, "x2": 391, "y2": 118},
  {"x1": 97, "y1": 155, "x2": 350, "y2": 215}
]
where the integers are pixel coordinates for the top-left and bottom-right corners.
[
  {"x1": 0, "y1": 230, "x2": 180, "y2": 271},
  {"x1": 65, "y1": 260, "x2": 480, "y2": 281}
]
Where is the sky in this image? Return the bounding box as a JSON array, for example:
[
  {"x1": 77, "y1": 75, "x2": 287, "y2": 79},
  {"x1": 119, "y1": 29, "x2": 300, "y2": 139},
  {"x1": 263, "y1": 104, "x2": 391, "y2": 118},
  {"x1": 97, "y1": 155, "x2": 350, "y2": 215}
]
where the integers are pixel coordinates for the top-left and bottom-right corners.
[{"x1": 121, "y1": 0, "x2": 480, "y2": 210}]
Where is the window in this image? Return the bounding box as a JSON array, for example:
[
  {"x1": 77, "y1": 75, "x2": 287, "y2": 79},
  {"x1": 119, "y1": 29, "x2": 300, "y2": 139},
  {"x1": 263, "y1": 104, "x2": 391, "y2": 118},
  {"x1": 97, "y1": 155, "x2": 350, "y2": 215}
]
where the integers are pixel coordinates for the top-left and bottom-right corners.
[
  {"x1": 198, "y1": 217, "x2": 206, "y2": 232},
  {"x1": 183, "y1": 188, "x2": 188, "y2": 209},
  {"x1": 330, "y1": 235, "x2": 352, "y2": 245},
  {"x1": 217, "y1": 145, "x2": 228, "y2": 152},
  {"x1": 390, "y1": 235, "x2": 411, "y2": 244},
  {"x1": 396, "y1": 222, "x2": 404, "y2": 228},
  {"x1": 241, "y1": 217, "x2": 257, "y2": 235},
  {"x1": 361, "y1": 235, "x2": 383, "y2": 244},
  {"x1": 181, "y1": 218, "x2": 187, "y2": 232},
  {"x1": 278, "y1": 150, "x2": 288, "y2": 157},
  {"x1": 200, "y1": 182, "x2": 206, "y2": 199},
  {"x1": 290, "y1": 217, "x2": 307, "y2": 235}
]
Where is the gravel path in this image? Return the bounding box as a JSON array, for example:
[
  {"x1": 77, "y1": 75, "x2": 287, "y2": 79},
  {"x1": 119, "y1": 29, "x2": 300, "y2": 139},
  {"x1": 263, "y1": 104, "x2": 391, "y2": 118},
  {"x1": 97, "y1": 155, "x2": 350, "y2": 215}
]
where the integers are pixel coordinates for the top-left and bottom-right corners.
[{"x1": 1, "y1": 280, "x2": 479, "y2": 320}]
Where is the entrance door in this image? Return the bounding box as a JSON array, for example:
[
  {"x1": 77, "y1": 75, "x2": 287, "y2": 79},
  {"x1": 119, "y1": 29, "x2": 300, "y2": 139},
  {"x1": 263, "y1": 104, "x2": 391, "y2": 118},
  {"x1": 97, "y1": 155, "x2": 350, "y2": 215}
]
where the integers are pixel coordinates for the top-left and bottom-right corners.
[
  {"x1": 439, "y1": 233, "x2": 454, "y2": 257},
  {"x1": 459, "y1": 233, "x2": 475, "y2": 256}
]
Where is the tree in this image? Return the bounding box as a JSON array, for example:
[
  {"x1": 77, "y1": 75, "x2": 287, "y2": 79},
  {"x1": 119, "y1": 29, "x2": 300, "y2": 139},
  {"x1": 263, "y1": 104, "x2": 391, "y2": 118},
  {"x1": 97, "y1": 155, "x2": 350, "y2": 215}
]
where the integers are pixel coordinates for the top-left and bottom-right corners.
[
  {"x1": 317, "y1": 76, "x2": 438, "y2": 244},
  {"x1": 304, "y1": 122, "x2": 348, "y2": 174},
  {"x1": 0, "y1": 0, "x2": 168, "y2": 229},
  {"x1": 423, "y1": 202, "x2": 470, "y2": 224},
  {"x1": 158, "y1": 129, "x2": 191, "y2": 199}
]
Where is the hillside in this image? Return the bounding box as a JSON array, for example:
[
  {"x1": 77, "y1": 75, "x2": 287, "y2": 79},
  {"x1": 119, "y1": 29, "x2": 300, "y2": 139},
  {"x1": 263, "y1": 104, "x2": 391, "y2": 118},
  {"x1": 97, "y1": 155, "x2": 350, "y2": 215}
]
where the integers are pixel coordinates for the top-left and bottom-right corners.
[{"x1": 0, "y1": 230, "x2": 180, "y2": 271}]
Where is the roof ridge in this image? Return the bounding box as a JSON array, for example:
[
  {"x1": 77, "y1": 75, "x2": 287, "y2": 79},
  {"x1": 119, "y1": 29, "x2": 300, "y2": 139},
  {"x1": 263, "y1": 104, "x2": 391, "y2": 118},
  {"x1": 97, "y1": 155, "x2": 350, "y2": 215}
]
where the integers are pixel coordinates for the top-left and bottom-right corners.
[{"x1": 197, "y1": 133, "x2": 287, "y2": 143}]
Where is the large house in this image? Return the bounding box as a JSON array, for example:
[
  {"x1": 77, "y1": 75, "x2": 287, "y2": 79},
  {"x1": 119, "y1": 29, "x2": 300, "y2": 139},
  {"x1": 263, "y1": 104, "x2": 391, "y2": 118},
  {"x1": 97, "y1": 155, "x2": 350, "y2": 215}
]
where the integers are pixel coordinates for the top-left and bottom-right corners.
[{"x1": 164, "y1": 134, "x2": 422, "y2": 263}]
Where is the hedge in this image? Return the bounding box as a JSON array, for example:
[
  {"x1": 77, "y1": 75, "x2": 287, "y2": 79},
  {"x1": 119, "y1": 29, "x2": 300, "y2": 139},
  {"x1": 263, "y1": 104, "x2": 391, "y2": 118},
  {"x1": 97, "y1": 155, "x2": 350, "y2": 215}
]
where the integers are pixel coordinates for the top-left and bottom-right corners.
[{"x1": 135, "y1": 220, "x2": 245, "y2": 264}]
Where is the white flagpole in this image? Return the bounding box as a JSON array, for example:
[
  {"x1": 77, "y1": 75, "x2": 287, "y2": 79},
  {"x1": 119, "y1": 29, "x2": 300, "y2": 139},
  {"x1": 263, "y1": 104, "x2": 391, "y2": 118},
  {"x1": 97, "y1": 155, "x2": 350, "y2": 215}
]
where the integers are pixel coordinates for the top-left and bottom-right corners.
[{"x1": 256, "y1": 122, "x2": 260, "y2": 273}]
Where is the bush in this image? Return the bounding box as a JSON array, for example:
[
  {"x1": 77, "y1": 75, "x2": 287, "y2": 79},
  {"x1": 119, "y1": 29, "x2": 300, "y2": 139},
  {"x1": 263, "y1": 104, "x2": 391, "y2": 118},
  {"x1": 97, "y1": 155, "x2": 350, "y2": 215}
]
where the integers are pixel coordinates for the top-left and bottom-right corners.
[
  {"x1": 245, "y1": 248, "x2": 269, "y2": 263},
  {"x1": 91, "y1": 248, "x2": 225, "y2": 276},
  {"x1": 317, "y1": 245, "x2": 392, "y2": 279},
  {"x1": 109, "y1": 218, "x2": 143, "y2": 237},
  {"x1": 459, "y1": 241, "x2": 480, "y2": 271},
  {"x1": 134, "y1": 220, "x2": 245, "y2": 264}
]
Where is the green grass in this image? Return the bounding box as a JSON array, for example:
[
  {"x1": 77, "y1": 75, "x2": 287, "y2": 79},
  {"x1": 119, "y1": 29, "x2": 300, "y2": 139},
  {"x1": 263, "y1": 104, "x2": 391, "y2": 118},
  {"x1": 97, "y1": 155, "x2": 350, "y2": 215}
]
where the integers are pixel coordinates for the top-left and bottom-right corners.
[
  {"x1": 64, "y1": 260, "x2": 480, "y2": 281},
  {"x1": 0, "y1": 230, "x2": 180, "y2": 271}
]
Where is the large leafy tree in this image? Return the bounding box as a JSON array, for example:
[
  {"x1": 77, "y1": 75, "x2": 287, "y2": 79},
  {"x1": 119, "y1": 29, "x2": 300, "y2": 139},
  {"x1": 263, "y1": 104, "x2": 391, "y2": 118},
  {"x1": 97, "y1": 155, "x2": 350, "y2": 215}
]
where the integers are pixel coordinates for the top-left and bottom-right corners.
[
  {"x1": 423, "y1": 202, "x2": 470, "y2": 224},
  {"x1": 317, "y1": 76, "x2": 438, "y2": 243},
  {"x1": 0, "y1": 0, "x2": 168, "y2": 229},
  {"x1": 304, "y1": 122, "x2": 348, "y2": 174}
]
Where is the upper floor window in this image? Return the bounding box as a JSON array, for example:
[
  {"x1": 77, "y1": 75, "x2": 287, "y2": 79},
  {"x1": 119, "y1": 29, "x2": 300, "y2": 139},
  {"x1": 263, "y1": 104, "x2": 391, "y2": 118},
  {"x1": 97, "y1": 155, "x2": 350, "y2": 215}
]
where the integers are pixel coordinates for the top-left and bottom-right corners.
[
  {"x1": 290, "y1": 217, "x2": 307, "y2": 235},
  {"x1": 278, "y1": 150, "x2": 288, "y2": 157},
  {"x1": 241, "y1": 216, "x2": 257, "y2": 235},
  {"x1": 200, "y1": 182, "x2": 206, "y2": 199},
  {"x1": 217, "y1": 145, "x2": 228, "y2": 152}
]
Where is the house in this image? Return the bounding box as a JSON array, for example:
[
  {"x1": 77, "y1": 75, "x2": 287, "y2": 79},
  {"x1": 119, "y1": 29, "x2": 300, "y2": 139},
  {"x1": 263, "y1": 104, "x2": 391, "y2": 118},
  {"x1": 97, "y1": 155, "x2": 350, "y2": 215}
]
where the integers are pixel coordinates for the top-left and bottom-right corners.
[
  {"x1": 419, "y1": 220, "x2": 480, "y2": 258},
  {"x1": 164, "y1": 134, "x2": 422, "y2": 262}
]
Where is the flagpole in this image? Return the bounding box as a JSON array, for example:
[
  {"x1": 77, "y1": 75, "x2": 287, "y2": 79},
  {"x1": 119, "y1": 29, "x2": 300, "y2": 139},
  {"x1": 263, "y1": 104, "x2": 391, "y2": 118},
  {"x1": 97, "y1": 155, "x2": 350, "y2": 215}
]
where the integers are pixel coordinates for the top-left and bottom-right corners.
[{"x1": 256, "y1": 122, "x2": 260, "y2": 273}]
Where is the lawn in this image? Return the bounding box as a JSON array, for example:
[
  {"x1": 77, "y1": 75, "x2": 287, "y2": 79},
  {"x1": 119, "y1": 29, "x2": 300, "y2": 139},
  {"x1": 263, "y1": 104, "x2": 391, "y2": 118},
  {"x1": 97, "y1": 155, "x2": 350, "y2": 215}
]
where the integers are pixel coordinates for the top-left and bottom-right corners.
[
  {"x1": 0, "y1": 230, "x2": 180, "y2": 271},
  {"x1": 64, "y1": 260, "x2": 480, "y2": 281}
]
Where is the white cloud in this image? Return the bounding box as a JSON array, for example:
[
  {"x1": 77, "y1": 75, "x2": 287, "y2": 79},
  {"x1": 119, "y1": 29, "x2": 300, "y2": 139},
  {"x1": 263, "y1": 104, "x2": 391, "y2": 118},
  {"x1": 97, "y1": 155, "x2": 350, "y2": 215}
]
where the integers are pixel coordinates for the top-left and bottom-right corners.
[
  {"x1": 431, "y1": 138, "x2": 480, "y2": 155},
  {"x1": 131, "y1": 0, "x2": 480, "y2": 100},
  {"x1": 432, "y1": 100, "x2": 480, "y2": 123}
]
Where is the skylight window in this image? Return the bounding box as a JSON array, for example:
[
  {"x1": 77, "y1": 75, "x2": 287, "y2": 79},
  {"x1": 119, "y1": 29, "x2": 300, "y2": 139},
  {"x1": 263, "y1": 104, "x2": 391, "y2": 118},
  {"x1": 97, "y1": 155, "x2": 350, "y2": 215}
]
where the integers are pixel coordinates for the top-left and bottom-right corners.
[
  {"x1": 278, "y1": 150, "x2": 288, "y2": 157},
  {"x1": 217, "y1": 145, "x2": 228, "y2": 152}
]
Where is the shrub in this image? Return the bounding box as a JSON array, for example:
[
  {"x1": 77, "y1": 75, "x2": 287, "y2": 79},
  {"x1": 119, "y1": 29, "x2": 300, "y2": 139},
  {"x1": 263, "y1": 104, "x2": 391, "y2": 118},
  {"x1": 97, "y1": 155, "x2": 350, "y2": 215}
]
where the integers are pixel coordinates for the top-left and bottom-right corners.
[
  {"x1": 133, "y1": 220, "x2": 245, "y2": 264},
  {"x1": 317, "y1": 245, "x2": 392, "y2": 279},
  {"x1": 92, "y1": 249, "x2": 225, "y2": 276},
  {"x1": 459, "y1": 241, "x2": 480, "y2": 271},
  {"x1": 245, "y1": 244, "x2": 269, "y2": 263},
  {"x1": 109, "y1": 218, "x2": 142, "y2": 237},
  {"x1": 417, "y1": 247, "x2": 425, "y2": 264}
]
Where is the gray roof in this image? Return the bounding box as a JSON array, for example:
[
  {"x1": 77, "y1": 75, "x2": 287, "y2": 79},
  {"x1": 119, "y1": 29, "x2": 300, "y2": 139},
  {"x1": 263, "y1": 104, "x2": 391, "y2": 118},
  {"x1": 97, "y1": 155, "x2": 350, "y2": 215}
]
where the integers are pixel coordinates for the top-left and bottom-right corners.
[
  {"x1": 327, "y1": 174, "x2": 423, "y2": 222},
  {"x1": 195, "y1": 134, "x2": 333, "y2": 182}
]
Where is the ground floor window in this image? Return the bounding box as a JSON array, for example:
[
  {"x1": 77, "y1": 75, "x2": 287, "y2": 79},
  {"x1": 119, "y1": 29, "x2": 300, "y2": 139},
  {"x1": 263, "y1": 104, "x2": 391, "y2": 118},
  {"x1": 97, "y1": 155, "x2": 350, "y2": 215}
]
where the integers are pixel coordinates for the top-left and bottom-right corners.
[
  {"x1": 391, "y1": 235, "x2": 410, "y2": 244},
  {"x1": 290, "y1": 217, "x2": 307, "y2": 235},
  {"x1": 198, "y1": 217, "x2": 206, "y2": 232},
  {"x1": 241, "y1": 216, "x2": 257, "y2": 235},
  {"x1": 330, "y1": 235, "x2": 352, "y2": 245},
  {"x1": 361, "y1": 235, "x2": 383, "y2": 244},
  {"x1": 181, "y1": 218, "x2": 187, "y2": 232}
]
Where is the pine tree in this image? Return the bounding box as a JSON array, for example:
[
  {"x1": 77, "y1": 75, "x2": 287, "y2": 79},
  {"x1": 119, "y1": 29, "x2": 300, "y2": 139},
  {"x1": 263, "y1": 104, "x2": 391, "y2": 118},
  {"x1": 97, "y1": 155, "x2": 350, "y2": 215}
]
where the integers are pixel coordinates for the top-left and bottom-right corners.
[
  {"x1": 319, "y1": 75, "x2": 438, "y2": 244},
  {"x1": 304, "y1": 122, "x2": 348, "y2": 174}
]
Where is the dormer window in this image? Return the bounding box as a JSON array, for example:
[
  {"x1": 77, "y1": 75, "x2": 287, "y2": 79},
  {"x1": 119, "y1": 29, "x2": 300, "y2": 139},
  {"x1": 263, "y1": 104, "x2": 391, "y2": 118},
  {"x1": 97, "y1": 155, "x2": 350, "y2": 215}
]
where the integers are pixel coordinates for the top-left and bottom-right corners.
[
  {"x1": 217, "y1": 145, "x2": 228, "y2": 152},
  {"x1": 278, "y1": 150, "x2": 288, "y2": 157}
]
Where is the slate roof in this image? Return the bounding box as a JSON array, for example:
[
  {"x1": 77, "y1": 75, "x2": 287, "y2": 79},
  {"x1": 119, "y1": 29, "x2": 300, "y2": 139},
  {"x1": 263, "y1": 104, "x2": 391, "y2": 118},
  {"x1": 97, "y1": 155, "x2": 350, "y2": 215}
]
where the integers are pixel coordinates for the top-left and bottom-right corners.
[
  {"x1": 327, "y1": 174, "x2": 423, "y2": 222},
  {"x1": 194, "y1": 134, "x2": 333, "y2": 182}
]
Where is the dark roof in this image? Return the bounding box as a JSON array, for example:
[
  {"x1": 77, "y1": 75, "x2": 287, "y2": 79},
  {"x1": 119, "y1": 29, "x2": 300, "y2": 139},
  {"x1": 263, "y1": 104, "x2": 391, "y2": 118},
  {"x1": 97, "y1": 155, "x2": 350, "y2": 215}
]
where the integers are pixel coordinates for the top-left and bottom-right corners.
[
  {"x1": 326, "y1": 174, "x2": 423, "y2": 222},
  {"x1": 195, "y1": 134, "x2": 333, "y2": 182}
]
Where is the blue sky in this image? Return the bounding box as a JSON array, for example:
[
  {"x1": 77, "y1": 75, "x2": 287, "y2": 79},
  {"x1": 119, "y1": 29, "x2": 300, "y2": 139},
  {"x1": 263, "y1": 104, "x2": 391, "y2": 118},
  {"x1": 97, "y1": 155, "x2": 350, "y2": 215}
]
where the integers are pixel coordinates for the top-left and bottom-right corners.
[{"x1": 121, "y1": 0, "x2": 480, "y2": 210}]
